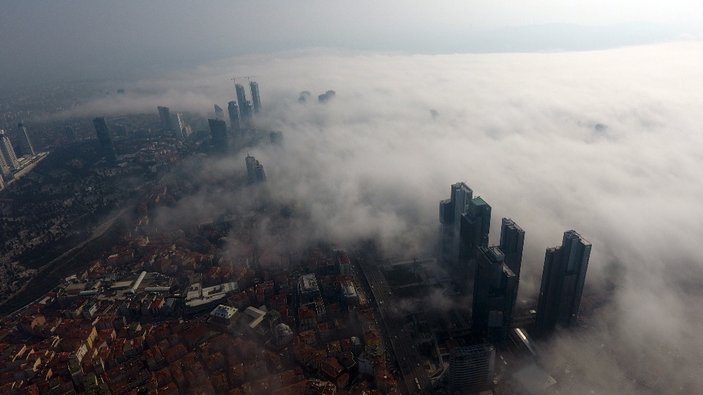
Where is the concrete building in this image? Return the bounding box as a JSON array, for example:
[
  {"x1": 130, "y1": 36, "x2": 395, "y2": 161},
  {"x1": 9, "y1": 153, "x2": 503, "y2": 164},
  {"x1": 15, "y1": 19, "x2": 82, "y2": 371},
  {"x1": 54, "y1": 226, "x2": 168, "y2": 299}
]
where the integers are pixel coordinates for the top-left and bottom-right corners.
[
  {"x1": 157, "y1": 106, "x2": 172, "y2": 131},
  {"x1": 298, "y1": 274, "x2": 320, "y2": 304},
  {"x1": 471, "y1": 246, "x2": 517, "y2": 342},
  {"x1": 448, "y1": 344, "x2": 495, "y2": 394},
  {"x1": 16, "y1": 123, "x2": 35, "y2": 157},
  {"x1": 459, "y1": 196, "x2": 491, "y2": 261},
  {"x1": 536, "y1": 230, "x2": 592, "y2": 336},
  {"x1": 0, "y1": 130, "x2": 19, "y2": 169},
  {"x1": 208, "y1": 119, "x2": 228, "y2": 152},
  {"x1": 92, "y1": 117, "x2": 117, "y2": 163},
  {"x1": 439, "y1": 182, "x2": 473, "y2": 264},
  {"x1": 245, "y1": 154, "x2": 266, "y2": 184},
  {"x1": 227, "y1": 101, "x2": 241, "y2": 136},
  {"x1": 249, "y1": 81, "x2": 262, "y2": 114},
  {"x1": 499, "y1": 218, "x2": 525, "y2": 278},
  {"x1": 235, "y1": 84, "x2": 252, "y2": 124}
]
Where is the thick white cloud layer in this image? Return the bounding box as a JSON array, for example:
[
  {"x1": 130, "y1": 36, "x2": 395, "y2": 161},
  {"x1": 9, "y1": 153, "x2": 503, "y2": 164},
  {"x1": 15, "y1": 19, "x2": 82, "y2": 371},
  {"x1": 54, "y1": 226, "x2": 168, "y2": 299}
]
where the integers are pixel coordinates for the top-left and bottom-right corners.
[{"x1": 62, "y1": 42, "x2": 703, "y2": 392}]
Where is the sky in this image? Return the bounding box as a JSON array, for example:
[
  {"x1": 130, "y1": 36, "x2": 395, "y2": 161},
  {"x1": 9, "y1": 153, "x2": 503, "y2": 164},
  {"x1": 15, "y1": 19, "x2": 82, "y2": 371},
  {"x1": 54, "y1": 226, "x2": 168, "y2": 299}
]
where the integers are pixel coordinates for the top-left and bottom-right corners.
[{"x1": 2, "y1": 1, "x2": 703, "y2": 87}]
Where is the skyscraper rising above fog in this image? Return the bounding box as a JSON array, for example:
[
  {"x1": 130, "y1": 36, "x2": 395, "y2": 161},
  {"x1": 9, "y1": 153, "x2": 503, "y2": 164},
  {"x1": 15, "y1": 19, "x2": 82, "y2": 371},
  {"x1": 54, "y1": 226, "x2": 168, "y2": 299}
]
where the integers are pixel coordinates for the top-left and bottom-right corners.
[
  {"x1": 536, "y1": 230, "x2": 592, "y2": 335},
  {"x1": 250, "y1": 81, "x2": 262, "y2": 113},
  {"x1": 472, "y1": 246, "x2": 517, "y2": 342},
  {"x1": 235, "y1": 84, "x2": 252, "y2": 123},
  {"x1": 0, "y1": 130, "x2": 19, "y2": 170},
  {"x1": 459, "y1": 196, "x2": 492, "y2": 260},
  {"x1": 439, "y1": 182, "x2": 473, "y2": 263},
  {"x1": 208, "y1": 119, "x2": 228, "y2": 152},
  {"x1": 16, "y1": 123, "x2": 35, "y2": 157},
  {"x1": 227, "y1": 101, "x2": 241, "y2": 134},
  {"x1": 157, "y1": 106, "x2": 172, "y2": 131},
  {"x1": 214, "y1": 104, "x2": 225, "y2": 121},
  {"x1": 499, "y1": 218, "x2": 525, "y2": 278},
  {"x1": 92, "y1": 117, "x2": 117, "y2": 163}
]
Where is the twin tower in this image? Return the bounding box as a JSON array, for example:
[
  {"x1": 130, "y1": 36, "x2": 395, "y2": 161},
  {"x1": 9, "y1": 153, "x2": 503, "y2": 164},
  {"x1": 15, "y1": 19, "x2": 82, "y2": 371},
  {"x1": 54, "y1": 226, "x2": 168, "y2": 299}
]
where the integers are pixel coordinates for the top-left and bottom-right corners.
[{"x1": 439, "y1": 182, "x2": 591, "y2": 340}]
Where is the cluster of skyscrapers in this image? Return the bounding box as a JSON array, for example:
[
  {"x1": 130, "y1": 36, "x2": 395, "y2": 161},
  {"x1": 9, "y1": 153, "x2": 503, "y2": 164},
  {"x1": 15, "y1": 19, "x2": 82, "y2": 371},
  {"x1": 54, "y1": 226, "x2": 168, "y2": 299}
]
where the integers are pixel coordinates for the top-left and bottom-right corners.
[
  {"x1": 209, "y1": 80, "x2": 262, "y2": 151},
  {"x1": 439, "y1": 181, "x2": 591, "y2": 392},
  {"x1": 439, "y1": 181, "x2": 591, "y2": 340},
  {"x1": 0, "y1": 123, "x2": 37, "y2": 190},
  {"x1": 157, "y1": 106, "x2": 191, "y2": 140}
]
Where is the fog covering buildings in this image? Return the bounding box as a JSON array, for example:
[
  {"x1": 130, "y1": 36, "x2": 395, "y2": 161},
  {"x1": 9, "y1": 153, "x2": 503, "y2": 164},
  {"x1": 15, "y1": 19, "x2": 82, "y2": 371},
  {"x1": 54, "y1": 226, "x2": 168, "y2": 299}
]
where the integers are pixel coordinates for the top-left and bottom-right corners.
[
  {"x1": 208, "y1": 118, "x2": 228, "y2": 151},
  {"x1": 245, "y1": 154, "x2": 266, "y2": 184}
]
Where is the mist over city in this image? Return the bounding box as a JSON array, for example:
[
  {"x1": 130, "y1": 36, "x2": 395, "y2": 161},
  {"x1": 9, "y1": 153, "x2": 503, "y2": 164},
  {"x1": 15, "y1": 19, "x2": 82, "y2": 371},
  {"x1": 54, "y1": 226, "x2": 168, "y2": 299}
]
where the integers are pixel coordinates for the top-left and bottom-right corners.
[{"x1": 1, "y1": 2, "x2": 702, "y2": 394}]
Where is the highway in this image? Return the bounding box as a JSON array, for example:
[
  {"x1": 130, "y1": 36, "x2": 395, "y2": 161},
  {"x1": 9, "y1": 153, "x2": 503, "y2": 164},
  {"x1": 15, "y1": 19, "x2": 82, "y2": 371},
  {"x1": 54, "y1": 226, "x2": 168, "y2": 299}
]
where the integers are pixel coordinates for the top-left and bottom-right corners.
[{"x1": 357, "y1": 257, "x2": 430, "y2": 394}]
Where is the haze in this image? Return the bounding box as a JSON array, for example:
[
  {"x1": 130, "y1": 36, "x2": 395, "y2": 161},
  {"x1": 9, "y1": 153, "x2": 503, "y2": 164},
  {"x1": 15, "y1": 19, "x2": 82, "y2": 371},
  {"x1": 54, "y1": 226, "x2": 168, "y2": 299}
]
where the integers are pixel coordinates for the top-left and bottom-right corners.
[{"x1": 2, "y1": 1, "x2": 703, "y2": 88}]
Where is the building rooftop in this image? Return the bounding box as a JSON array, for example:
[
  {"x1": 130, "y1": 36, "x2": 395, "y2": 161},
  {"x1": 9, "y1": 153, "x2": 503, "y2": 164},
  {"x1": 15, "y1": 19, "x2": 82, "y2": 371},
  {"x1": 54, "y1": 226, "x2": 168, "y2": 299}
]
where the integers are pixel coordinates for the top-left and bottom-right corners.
[{"x1": 210, "y1": 305, "x2": 238, "y2": 320}]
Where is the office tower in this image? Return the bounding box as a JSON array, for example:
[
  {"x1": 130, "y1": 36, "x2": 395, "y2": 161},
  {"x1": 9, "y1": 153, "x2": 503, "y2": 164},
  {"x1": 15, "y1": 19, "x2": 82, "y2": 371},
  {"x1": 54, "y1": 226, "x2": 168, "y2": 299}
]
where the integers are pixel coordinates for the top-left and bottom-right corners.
[
  {"x1": 448, "y1": 344, "x2": 495, "y2": 394},
  {"x1": 157, "y1": 106, "x2": 172, "y2": 131},
  {"x1": 250, "y1": 81, "x2": 262, "y2": 113},
  {"x1": 172, "y1": 112, "x2": 185, "y2": 139},
  {"x1": 536, "y1": 230, "x2": 592, "y2": 336},
  {"x1": 0, "y1": 146, "x2": 10, "y2": 177},
  {"x1": 499, "y1": 218, "x2": 525, "y2": 278},
  {"x1": 214, "y1": 104, "x2": 225, "y2": 121},
  {"x1": 208, "y1": 119, "x2": 228, "y2": 152},
  {"x1": 92, "y1": 117, "x2": 117, "y2": 163},
  {"x1": 459, "y1": 196, "x2": 491, "y2": 260},
  {"x1": 472, "y1": 246, "x2": 517, "y2": 342},
  {"x1": 0, "y1": 130, "x2": 19, "y2": 169},
  {"x1": 16, "y1": 123, "x2": 35, "y2": 157},
  {"x1": 235, "y1": 84, "x2": 251, "y2": 123},
  {"x1": 439, "y1": 182, "x2": 473, "y2": 263},
  {"x1": 245, "y1": 154, "x2": 266, "y2": 184},
  {"x1": 227, "y1": 101, "x2": 241, "y2": 134}
]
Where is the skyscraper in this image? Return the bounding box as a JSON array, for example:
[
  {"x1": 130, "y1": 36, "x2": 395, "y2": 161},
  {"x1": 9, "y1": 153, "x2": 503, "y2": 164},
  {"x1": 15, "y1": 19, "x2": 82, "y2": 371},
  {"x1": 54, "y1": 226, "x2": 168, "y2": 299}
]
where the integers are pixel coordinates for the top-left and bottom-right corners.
[
  {"x1": 536, "y1": 230, "x2": 592, "y2": 336},
  {"x1": 214, "y1": 104, "x2": 225, "y2": 120},
  {"x1": 157, "y1": 106, "x2": 172, "y2": 131},
  {"x1": 227, "y1": 101, "x2": 241, "y2": 135},
  {"x1": 448, "y1": 344, "x2": 495, "y2": 394},
  {"x1": 499, "y1": 218, "x2": 525, "y2": 278},
  {"x1": 0, "y1": 147, "x2": 11, "y2": 177},
  {"x1": 208, "y1": 119, "x2": 228, "y2": 152},
  {"x1": 16, "y1": 123, "x2": 35, "y2": 157},
  {"x1": 0, "y1": 173, "x2": 4, "y2": 191},
  {"x1": 245, "y1": 154, "x2": 266, "y2": 184},
  {"x1": 235, "y1": 84, "x2": 252, "y2": 124},
  {"x1": 439, "y1": 182, "x2": 473, "y2": 263},
  {"x1": 0, "y1": 130, "x2": 19, "y2": 170},
  {"x1": 250, "y1": 81, "x2": 262, "y2": 113},
  {"x1": 459, "y1": 196, "x2": 491, "y2": 260},
  {"x1": 472, "y1": 246, "x2": 518, "y2": 342},
  {"x1": 92, "y1": 117, "x2": 117, "y2": 163}
]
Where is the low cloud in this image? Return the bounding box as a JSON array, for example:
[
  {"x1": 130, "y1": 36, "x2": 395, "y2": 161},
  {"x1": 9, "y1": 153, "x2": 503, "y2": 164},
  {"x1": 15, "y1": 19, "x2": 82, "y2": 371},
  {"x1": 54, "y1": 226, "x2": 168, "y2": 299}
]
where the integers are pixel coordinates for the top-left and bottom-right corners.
[{"x1": 67, "y1": 42, "x2": 703, "y2": 392}]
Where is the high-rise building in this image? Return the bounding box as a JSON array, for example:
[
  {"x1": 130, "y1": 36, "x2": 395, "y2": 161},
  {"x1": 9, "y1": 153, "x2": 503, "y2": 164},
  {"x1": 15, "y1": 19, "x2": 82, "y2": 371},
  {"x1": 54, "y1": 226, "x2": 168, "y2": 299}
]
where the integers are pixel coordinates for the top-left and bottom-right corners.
[
  {"x1": 472, "y1": 246, "x2": 517, "y2": 342},
  {"x1": 448, "y1": 344, "x2": 495, "y2": 394},
  {"x1": 0, "y1": 173, "x2": 4, "y2": 191},
  {"x1": 16, "y1": 123, "x2": 35, "y2": 157},
  {"x1": 459, "y1": 196, "x2": 491, "y2": 260},
  {"x1": 172, "y1": 112, "x2": 185, "y2": 139},
  {"x1": 499, "y1": 218, "x2": 525, "y2": 278},
  {"x1": 250, "y1": 81, "x2": 262, "y2": 113},
  {"x1": 227, "y1": 101, "x2": 241, "y2": 135},
  {"x1": 208, "y1": 119, "x2": 228, "y2": 152},
  {"x1": 0, "y1": 130, "x2": 19, "y2": 169},
  {"x1": 214, "y1": 104, "x2": 225, "y2": 121},
  {"x1": 235, "y1": 84, "x2": 252, "y2": 124},
  {"x1": 536, "y1": 230, "x2": 592, "y2": 336},
  {"x1": 157, "y1": 106, "x2": 172, "y2": 131},
  {"x1": 439, "y1": 182, "x2": 473, "y2": 263},
  {"x1": 92, "y1": 117, "x2": 117, "y2": 163},
  {"x1": 245, "y1": 154, "x2": 266, "y2": 184},
  {"x1": 0, "y1": 147, "x2": 11, "y2": 177}
]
